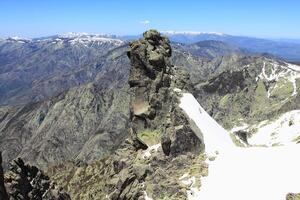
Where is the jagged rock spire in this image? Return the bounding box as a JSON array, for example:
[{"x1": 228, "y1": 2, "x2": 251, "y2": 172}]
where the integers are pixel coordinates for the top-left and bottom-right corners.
[
  {"x1": 127, "y1": 29, "x2": 204, "y2": 155},
  {"x1": 127, "y1": 29, "x2": 173, "y2": 150}
]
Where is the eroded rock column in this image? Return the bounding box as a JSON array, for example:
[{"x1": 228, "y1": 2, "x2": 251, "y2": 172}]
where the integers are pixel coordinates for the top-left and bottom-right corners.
[{"x1": 127, "y1": 29, "x2": 204, "y2": 155}]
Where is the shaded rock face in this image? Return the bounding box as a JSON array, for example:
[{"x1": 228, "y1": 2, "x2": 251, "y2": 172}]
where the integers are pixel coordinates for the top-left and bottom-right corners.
[
  {"x1": 3, "y1": 157, "x2": 70, "y2": 200},
  {"x1": 127, "y1": 30, "x2": 204, "y2": 155},
  {"x1": 0, "y1": 152, "x2": 8, "y2": 200},
  {"x1": 0, "y1": 84, "x2": 130, "y2": 170}
]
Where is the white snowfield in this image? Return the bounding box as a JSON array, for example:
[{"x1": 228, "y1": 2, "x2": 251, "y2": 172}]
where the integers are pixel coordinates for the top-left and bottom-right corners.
[
  {"x1": 55, "y1": 34, "x2": 124, "y2": 46},
  {"x1": 4, "y1": 33, "x2": 125, "y2": 46},
  {"x1": 179, "y1": 92, "x2": 300, "y2": 200}
]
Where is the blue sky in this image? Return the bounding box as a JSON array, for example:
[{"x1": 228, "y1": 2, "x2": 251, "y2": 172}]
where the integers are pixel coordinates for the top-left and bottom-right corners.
[{"x1": 0, "y1": 0, "x2": 299, "y2": 39}]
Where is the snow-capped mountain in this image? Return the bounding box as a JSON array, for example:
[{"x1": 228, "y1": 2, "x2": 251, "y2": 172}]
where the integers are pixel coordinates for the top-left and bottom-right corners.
[
  {"x1": 6, "y1": 36, "x2": 32, "y2": 43},
  {"x1": 0, "y1": 33, "x2": 127, "y2": 105},
  {"x1": 162, "y1": 30, "x2": 226, "y2": 36},
  {"x1": 3, "y1": 31, "x2": 300, "y2": 62},
  {"x1": 3, "y1": 33, "x2": 125, "y2": 46},
  {"x1": 40, "y1": 32, "x2": 125, "y2": 46}
]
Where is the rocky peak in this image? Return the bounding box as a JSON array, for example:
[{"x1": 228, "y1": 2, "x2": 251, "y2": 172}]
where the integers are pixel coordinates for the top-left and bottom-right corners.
[{"x1": 127, "y1": 29, "x2": 203, "y2": 155}]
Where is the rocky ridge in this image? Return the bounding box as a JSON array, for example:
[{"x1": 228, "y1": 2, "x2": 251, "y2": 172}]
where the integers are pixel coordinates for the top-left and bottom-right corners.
[
  {"x1": 108, "y1": 29, "x2": 205, "y2": 199},
  {"x1": 47, "y1": 30, "x2": 208, "y2": 200}
]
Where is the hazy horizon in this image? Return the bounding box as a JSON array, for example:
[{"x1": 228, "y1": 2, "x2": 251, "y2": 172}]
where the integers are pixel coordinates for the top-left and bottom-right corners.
[{"x1": 1, "y1": 0, "x2": 300, "y2": 39}]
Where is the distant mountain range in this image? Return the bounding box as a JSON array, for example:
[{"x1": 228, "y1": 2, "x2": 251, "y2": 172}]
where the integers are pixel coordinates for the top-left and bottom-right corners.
[
  {"x1": 2, "y1": 31, "x2": 300, "y2": 62},
  {"x1": 0, "y1": 34, "x2": 246, "y2": 106},
  {"x1": 161, "y1": 31, "x2": 300, "y2": 62}
]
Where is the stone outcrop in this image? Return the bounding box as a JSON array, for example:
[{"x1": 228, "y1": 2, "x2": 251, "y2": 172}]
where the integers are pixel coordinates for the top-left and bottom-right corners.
[
  {"x1": 103, "y1": 29, "x2": 205, "y2": 199},
  {"x1": 0, "y1": 152, "x2": 8, "y2": 200},
  {"x1": 127, "y1": 29, "x2": 204, "y2": 156},
  {"x1": 3, "y1": 156, "x2": 70, "y2": 200}
]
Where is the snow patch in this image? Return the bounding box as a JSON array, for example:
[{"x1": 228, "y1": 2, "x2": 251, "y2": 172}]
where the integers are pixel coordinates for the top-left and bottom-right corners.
[
  {"x1": 179, "y1": 93, "x2": 236, "y2": 156},
  {"x1": 142, "y1": 144, "x2": 161, "y2": 159},
  {"x1": 143, "y1": 191, "x2": 153, "y2": 200},
  {"x1": 286, "y1": 63, "x2": 300, "y2": 72},
  {"x1": 230, "y1": 123, "x2": 249, "y2": 133},
  {"x1": 179, "y1": 174, "x2": 201, "y2": 200}
]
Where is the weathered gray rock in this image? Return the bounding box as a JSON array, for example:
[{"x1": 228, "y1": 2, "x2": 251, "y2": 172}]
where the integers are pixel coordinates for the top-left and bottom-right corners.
[
  {"x1": 127, "y1": 29, "x2": 204, "y2": 155},
  {"x1": 109, "y1": 164, "x2": 151, "y2": 200},
  {"x1": 4, "y1": 157, "x2": 70, "y2": 200},
  {"x1": 0, "y1": 152, "x2": 8, "y2": 200}
]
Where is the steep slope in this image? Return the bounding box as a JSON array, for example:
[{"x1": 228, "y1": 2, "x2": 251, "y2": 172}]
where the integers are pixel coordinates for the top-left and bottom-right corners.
[
  {"x1": 179, "y1": 93, "x2": 235, "y2": 155},
  {"x1": 0, "y1": 84, "x2": 129, "y2": 169}
]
